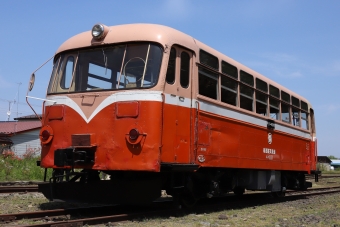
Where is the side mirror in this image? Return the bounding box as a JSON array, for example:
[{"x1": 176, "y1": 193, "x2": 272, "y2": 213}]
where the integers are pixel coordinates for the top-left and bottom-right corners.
[{"x1": 28, "y1": 73, "x2": 35, "y2": 91}]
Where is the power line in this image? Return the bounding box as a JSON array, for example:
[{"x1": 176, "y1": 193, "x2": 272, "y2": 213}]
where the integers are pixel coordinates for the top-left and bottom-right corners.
[{"x1": 0, "y1": 98, "x2": 42, "y2": 107}]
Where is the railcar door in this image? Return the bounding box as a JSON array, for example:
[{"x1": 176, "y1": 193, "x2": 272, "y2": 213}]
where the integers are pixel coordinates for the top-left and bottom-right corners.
[{"x1": 162, "y1": 45, "x2": 193, "y2": 163}]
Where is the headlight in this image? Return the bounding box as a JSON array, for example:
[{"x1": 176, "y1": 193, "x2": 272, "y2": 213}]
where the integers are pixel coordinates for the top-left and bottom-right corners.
[
  {"x1": 129, "y1": 128, "x2": 139, "y2": 140},
  {"x1": 91, "y1": 23, "x2": 109, "y2": 40}
]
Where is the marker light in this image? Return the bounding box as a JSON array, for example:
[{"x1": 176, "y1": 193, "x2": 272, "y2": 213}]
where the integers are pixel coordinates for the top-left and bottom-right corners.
[
  {"x1": 41, "y1": 130, "x2": 51, "y2": 141},
  {"x1": 39, "y1": 125, "x2": 54, "y2": 144},
  {"x1": 92, "y1": 23, "x2": 108, "y2": 40},
  {"x1": 129, "y1": 128, "x2": 139, "y2": 140}
]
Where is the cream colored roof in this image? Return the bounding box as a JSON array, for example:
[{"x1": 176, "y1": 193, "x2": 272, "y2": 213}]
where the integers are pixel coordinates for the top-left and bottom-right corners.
[
  {"x1": 56, "y1": 23, "x2": 198, "y2": 55},
  {"x1": 55, "y1": 23, "x2": 311, "y2": 107}
]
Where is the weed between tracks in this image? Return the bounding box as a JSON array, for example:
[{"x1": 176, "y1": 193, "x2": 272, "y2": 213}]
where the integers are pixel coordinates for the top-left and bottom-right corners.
[{"x1": 0, "y1": 149, "x2": 52, "y2": 181}]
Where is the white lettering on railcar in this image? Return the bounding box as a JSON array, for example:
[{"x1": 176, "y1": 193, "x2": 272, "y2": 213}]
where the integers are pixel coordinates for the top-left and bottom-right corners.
[
  {"x1": 263, "y1": 148, "x2": 276, "y2": 154},
  {"x1": 266, "y1": 155, "x2": 274, "y2": 160}
]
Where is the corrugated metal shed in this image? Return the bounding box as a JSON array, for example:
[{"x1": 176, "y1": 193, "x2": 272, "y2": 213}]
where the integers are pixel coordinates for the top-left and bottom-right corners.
[
  {"x1": 317, "y1": 156, "x2": 332, "y2": 164},
  {"x1": 10, "y1": 129, "x2": 41, "y2": 156},
  {"x1": 0, "y1": 121, "x2": 41, "y2": 135}
]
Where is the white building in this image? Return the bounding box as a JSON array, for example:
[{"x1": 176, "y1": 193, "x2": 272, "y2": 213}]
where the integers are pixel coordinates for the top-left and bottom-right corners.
[{"x1": 0, "y1": 115, "x2": 41, "y2": 157}]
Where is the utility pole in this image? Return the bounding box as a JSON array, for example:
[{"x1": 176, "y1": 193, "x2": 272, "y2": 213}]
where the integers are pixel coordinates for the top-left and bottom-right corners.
[
  {"x1": 7, "y1": 100, "x2": 13, "y2": 121},
  {"x1": 16, "y1": 82, "x2": 22, "y2": 119}
]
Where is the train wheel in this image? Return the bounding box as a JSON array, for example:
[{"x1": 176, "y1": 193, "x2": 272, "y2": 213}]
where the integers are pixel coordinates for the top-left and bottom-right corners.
[
  {"x1": 180, "y1": 192, "x2": 199, "y2": 208},
  {"x1": 298, "y1": 174, "x2": 307, "y2": 190},
  {"x1": 272, "y1": 191, "x2": 286, "y2": 198},
  {"x1": 233, "y1": 186, "x2": 245, "y2": 196}
]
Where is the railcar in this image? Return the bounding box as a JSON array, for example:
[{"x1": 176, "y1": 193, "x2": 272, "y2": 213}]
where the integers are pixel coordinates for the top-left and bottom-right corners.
[{"x1": 27, "y1": 23, "x2": 318, "y2": 205}]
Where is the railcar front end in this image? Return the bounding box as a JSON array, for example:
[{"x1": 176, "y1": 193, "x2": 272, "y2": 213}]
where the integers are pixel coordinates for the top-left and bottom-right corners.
[{"x1": 31, "y1": 26, "x2": 171, "y2": 204}]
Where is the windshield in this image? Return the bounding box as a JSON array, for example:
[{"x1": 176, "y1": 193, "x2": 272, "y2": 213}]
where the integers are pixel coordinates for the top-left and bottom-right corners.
[{"x1": 47, "y1": 43, "x2": 162, "y2": 94}]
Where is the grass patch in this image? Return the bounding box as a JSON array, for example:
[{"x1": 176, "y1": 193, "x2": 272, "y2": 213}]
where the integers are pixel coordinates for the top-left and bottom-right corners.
[{"x1": 0, "y1": 150, "x2": 51, "y2": 181}]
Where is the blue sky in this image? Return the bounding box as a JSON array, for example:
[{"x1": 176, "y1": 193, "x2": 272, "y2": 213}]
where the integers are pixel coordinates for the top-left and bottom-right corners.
[{"x1": 0, "y1": 1, "x2": 339, "y2": 157}]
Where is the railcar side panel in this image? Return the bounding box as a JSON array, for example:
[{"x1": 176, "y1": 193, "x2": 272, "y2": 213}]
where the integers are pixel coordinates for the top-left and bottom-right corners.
[
  {"x1": 161, "y1": 100, "x2": 193, "y2": 164},
  {"x1": 195, "y1": 109, "x2": 311, "y2": 172}
]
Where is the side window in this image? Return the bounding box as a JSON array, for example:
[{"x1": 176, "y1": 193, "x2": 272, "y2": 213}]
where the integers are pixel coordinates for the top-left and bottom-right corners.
[
  {"x1": 200, "y1": 50, "x2": 218, "y2": 70},
  {"x1": 292, "y1": 96, "x2": 300, "y2": 127},
  {"x1": 180, "y1": 52, "x2": 190, "y2": 88},
  {"x1": 199, "y1": 67, "x2": 218, "y2": 100},
  {"x1": 301, "y1": 101, "x2": 309, "y2": 130},
  {"x1": 269, "y1": 85, "x2": 280, "y2": 120},
  {"x1": 221, "y1": 61, "x2": 238, "y2": 106},
  {"x1": 256, "y1": 78, "x2": 268, "y2": 116},
  {"x1": 292, "y1": 107, "x2": 300, "y2": 126},
  {"x1": 281, "y1": 103, "x2": 290, "y2": 123},
  {"x1": 60, "y1": 56, "x2": 74, "y2": 89},
  {"x1": 270, "y1": 98, "x2": 280, "y2": 120},
  {"x1": 281, "y1": 91, "x2": 290, "y2": 123},
  {"x1": 48, "y1": 56, "x2": 62, "y2": 93},
  {"x1": 222, "y1": 61, "x2": 237, "y2": 79},
  {"x1": 221, "y1": 76, "x2": 237, "y2": 106},
  {"x1": 240, "y1": 71, "x2": 254, "y2": 111},
  {"x1": 166, "y1": 48, "x2": 176, "y2": 84}
]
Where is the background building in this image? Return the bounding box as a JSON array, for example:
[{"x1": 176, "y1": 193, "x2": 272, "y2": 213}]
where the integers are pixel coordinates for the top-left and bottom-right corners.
[
  {"x1": 330, "y1": 160, "x2": 340, "y2": 170},
  {"x1": 0, "y1": 115, "x2": 41, "y2": 157}
]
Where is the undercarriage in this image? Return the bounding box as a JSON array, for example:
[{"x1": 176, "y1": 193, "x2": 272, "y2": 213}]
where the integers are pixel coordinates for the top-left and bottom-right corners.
[{"x1": 38, "y1": 167, "x2": 312, "y2": 206}]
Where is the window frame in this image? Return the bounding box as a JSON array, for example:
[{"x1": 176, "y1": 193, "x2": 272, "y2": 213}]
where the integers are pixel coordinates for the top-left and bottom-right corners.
[
  {"x1": 180, "y1": 51, "x2": 190, "y2": 88},
  {"x1": 199, "y1": 49, "x2": 219, "y2": 70},
  {"x1": 165, "y1": 48, "x2": 176, "y2": 85},
  {"x1": 196, "y1": 58, "x2": 311, "y2": 131}
]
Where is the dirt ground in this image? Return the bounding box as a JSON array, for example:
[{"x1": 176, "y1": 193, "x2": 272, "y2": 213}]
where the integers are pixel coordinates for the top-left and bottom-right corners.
[{"x1": 0, "y1": 175, "x2": 340, "y2": 227}]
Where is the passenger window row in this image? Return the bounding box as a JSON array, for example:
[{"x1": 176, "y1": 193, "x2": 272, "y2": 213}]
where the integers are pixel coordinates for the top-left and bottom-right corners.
[{"x1": 198, "y1": 50, "x2": 309, "y2": 130}]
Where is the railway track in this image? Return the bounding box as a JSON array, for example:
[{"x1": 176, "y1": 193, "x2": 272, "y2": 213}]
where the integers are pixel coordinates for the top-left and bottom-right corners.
[
  {"x1": 306, "y1": 174, "x2": 340, "y2": 179},
  {"x1": 2, "y1": 186, "x2": 340, "y2": 227},
  {"x1": 1, "y1": 174, "x2": 338, "y2": 195},
  {"x1": 0, "y1": 185, "x2": 38, "y2": 193},
  {"x1": 0, "y1": 181, "x2": 40, "y2": 186}
]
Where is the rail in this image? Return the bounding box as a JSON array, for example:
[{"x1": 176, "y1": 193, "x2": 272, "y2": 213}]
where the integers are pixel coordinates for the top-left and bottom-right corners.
[{"x1": 2, "y1": 186, "x2": 340, "y2": 227}]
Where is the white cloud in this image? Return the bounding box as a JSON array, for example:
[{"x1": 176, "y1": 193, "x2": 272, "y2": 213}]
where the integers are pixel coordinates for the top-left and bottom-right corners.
[
  {"x1": 326, "y1": 104, "x2": 340, "y2": 114},
  {"x1": 287, "y1": 71, "x2": 303, "y2": 78},
  {"x1": 257, "y1": 52, "x2": 298, "y2": 63},
  {"x1": 161, "y1": 0, "x2": 192, "y2": 19},
  {"x1": 331, "y1": 60, "x2": 340, "y2": 73},
  {"x1": 246, "y1": 52, "x2": 303, "y2": 79},
  {"x1": 317, "y1": 104, "x2": 340, "y2": 115},
  {"x1": 252, "y1": 52, "x2": 340, "y2": 79},
  {"x1": 306, "y1": 60, "x2": 340, "y2": 77}
]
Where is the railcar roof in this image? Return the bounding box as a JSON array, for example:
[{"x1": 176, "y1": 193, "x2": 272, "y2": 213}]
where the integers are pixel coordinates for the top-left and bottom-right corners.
[
  {"x1": 56, "y1": 23, "x2": 198, "y2": 55},
  {"x1": 56, "y1": 23, "x2": 311, "y2": 107}
]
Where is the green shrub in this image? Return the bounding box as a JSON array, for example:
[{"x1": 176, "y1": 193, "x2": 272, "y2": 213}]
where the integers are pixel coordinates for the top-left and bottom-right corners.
[{"x1": 0, "y1": 149, "x2": 52, "y2": 181}]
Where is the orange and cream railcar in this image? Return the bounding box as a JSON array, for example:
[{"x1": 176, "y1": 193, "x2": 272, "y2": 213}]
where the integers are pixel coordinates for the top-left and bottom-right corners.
[{"x1": 27, "y1": 23, "x2": 317, "y2": 205}]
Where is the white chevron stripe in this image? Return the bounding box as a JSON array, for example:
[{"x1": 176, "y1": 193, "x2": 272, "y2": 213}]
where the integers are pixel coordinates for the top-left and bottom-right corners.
[{"x1": 45, "y1": 91, "x2": 163, "y2": 123}]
